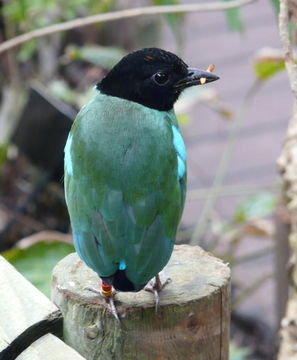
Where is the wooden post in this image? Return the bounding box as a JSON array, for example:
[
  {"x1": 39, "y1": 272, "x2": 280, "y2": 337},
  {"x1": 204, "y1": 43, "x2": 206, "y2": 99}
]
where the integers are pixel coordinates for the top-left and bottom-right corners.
[{"x1": 52, "y1": 245, "x2": 230, "y2": 360}]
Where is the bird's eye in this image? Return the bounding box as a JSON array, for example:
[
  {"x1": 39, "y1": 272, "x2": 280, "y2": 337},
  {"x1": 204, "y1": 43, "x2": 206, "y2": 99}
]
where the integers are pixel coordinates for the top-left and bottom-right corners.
[{"x1": 153, "y1": 72, "x2": 169, "y2": 85}]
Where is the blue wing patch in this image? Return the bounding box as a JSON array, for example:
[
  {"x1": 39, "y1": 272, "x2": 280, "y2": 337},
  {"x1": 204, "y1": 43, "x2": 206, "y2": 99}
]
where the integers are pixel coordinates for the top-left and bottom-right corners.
[
  {"x1": 177, "y1": 156, "x2": 186, "y2": 179},
  {"x1": 172, "y1": 125, "x2": 186, "y2": 178},
  {"x1": 119, "y1": 259, "x2": 126, "y2": 270},
  {"x1": 64, "y1": 134, "x2": 73, "y2": 176}
]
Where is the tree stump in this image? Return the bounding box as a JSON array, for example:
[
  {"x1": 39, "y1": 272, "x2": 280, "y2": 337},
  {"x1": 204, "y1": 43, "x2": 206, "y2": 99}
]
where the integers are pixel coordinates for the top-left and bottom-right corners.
[{"x1": 52, "y1": 245, "x2": 230, "y2": 360}]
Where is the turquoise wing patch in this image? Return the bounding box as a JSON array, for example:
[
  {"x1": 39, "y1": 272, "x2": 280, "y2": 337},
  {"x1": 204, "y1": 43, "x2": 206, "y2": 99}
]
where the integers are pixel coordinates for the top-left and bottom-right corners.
[
  {"x1": 171, "y1": 125, "x2": 186, "y2": 179},
  {"x1": 64, "y1": 134, "x2": 73, "y2": 176}
]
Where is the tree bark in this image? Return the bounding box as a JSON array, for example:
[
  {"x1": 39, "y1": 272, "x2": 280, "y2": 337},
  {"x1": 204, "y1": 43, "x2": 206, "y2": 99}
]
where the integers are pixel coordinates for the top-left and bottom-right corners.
[
  {"x1": 277, "y1": 106, "x2": 297, "y2": 359},
  {"x1": 276, "y1": 0, "x2": 297, "y2": 357}
]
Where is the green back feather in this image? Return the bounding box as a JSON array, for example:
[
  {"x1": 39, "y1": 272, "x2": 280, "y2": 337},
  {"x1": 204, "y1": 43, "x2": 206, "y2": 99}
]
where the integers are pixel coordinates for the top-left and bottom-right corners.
[{"x1": 64, "y1": 91, "x2": 186, "y2": 285}]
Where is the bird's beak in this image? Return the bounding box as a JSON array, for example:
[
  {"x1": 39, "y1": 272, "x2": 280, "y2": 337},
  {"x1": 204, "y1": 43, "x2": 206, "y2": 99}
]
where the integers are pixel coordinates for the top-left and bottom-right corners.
[{"x1": 175, "y1": 67, "x2": 219, "y2": 89}]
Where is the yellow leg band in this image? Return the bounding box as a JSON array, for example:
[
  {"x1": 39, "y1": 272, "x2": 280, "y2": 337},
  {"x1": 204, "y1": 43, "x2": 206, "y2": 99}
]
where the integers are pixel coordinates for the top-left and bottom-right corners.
[{"x1": 101, "y1": 287, "x2": 112, "y2": 297}]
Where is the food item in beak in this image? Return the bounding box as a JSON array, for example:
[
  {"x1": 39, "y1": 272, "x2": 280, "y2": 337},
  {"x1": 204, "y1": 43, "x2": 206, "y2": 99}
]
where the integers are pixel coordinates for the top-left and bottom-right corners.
[{"x1": 199, "y1": 64, "x2": 215, "y2": 85}]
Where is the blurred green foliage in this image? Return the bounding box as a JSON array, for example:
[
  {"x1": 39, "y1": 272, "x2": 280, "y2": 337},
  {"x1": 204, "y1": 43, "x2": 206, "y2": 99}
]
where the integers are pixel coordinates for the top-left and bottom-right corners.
[
  {"x1": 270, "y1": 0, "x2": 280, "y2": 14},
  {"x1": 2, "y1": 241, "x2": 74, "y2": 297},
  {"x1": 224, "y1": 0, "x2": 244, "y2": 32},
  {"x1": 2, "y1": 0, "x2": 114, "y2": 29},
  {"x1": 65, "y1": 45, "x2": 127, "y2": 70},
  {"x1": 234, "y1": 191, "x2": 276, "y2": 223},
  {"x1": 2, "y1": 0, "x2": 116, "y2": 61},
  {"x1": 254, "y1": 59, "x2": 285, "y2": 80},
  {"x1": 0, "y1": 144, "x2": 8, "y2": 168},
  {"x1": 253, "y1": 50, "x2": 297, "y2": 81},
  {"x1": 230, "y1": 342, "x2": 252, "y2": 360},
  {"x1": 2, "y1": 0, "x2": 185, "y2": 61}
]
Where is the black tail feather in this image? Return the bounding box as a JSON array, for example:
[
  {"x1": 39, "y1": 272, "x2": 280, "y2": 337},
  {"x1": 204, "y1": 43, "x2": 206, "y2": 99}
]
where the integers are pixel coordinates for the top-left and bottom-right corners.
[{"x1": 101, "y1": 270, "x2": 145, "y2": 292}]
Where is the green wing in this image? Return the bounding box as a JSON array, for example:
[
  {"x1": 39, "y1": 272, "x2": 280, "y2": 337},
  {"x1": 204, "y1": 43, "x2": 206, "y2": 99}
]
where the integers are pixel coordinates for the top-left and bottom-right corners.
[{"x1": 64, "y1": 91, "x2": 186, "y2": 286}]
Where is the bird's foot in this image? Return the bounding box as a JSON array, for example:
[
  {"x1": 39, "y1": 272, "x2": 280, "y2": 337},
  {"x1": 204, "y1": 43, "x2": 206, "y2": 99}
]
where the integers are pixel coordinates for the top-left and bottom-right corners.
[
  {"x1": 84, "y1": 283, "x2": 120, "y2": 322},
  {"x1": 145, "y1": 274, "x2": 171, "y2": 312}
]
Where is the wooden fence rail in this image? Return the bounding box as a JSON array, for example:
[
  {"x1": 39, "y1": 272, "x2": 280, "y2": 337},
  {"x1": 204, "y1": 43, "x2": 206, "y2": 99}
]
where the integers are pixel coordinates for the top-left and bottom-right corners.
[{"x1": 0, "y1": 256, "x2": 84, "y2": 360}]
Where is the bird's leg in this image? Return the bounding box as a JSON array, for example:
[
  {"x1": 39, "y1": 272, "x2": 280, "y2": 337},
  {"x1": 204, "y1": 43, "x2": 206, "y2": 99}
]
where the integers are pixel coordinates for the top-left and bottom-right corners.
[
  {"x1": 145, "y1": 273, "x2": 171, "y2": 312},
  {"x1": 84, "y1": 281, "x2": 120, "y2": 322}
]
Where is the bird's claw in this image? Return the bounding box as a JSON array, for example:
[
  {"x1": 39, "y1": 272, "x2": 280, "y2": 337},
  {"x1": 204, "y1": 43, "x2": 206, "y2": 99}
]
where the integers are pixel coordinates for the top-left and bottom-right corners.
[
  {"x1": 145, "y1": 275, "x2": 171, "y2": 312},
  {"x1": 84, "y1": 285, "x2": 102, "y2": 296},
  {"x1": 84, "y1": 285, "x2": 120, "y2": 322}
]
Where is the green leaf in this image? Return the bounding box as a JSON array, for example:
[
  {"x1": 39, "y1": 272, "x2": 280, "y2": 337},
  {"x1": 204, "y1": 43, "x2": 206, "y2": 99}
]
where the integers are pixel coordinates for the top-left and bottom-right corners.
[
  {"x1": 2, "y1": 0, "x2": 115, "y2": 36},
  {"x1": 2, "y1": 1, "x2": 27, "y2": 23},
  {"x1": 229, "y1": 341, "x2": 252, "y2": 360},
  {"x1": 224, "y1": 0, "x2": 244, "y2": 32},
  {"x1": 176, "y1": 114, "x2": 190, "y2": 126},
  {"x1": 2, "y1": 241, "x2": 74, "y2": 297},
  {"x1": 234, "y1": 192, "x2": 276, "y2": 223},
  {"x1": 0, "y1": 143, "x2": 8, "y2": 167},
  {"x1": 254, "y1": 57, "x2": 285, "y2": 80},
  {"x1": 65, "y1": 45, "x2": 127, "y2": 70},
  {"x1": 88, "y1": 0, "x2": 115, "y2": 15},
  {"x1": 270, "y1": 0, "x2": 280, "y2": 14},
  {"x1": 17, "y1": 40, "x2": 37, "y2": 62},
  {"x1": 48, "y1": 79, "x2": 78, "y2": 104},
  {"x1": 252, "y1": 48, "x2": 297, "y2": 81}
]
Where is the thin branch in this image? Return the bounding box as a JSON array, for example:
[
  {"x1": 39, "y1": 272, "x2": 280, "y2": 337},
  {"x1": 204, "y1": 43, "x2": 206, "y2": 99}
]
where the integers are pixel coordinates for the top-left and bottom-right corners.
[
  {"x1": 231, "y1": 246, "x2": 274, "y2": 266},
  {"x1": 232, "y1": 273, "x2": 273, "y2": 309},
  {"x1": 0, "y1": 0, "x2": 256, "y2": 55},
  {"x1": 190, "y1": 81, "x2": 263, "y2": 246},
  {"x1": 279, "y1": 0, "x2": 297, "y2": 96}
]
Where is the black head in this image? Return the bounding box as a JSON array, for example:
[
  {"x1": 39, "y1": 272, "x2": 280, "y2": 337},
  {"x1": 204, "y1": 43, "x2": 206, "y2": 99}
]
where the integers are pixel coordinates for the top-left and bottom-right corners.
[{"x1": 97, "y1": 48, "x2": 219, "y2": 111}]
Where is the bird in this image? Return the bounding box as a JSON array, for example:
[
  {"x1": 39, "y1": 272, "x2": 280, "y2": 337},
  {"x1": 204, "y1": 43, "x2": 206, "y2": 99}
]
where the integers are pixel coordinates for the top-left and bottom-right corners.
[{"x1": 64, "y1": 47, "x2": 219, "y2": 320}]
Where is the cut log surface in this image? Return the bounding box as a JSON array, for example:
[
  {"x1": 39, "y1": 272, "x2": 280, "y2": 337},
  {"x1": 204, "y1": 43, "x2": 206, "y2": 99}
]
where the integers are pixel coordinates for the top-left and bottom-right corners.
[
  {"x1": 0, "y1": 256, "x2": 63, "y2": 359},
  {"x1": 52, "y1": 245, "x2": 230, "y2": 360}
]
